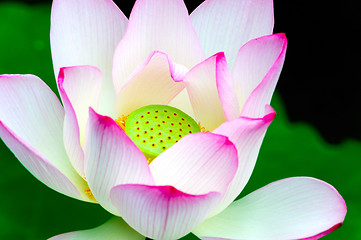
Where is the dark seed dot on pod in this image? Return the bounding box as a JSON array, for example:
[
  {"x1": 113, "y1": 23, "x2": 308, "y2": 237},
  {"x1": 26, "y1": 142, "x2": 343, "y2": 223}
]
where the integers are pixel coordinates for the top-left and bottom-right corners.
[
  {"x1": 150, "y1": 136, "x2": 154, "y2": 139},
  {"x1": 179, "y1": 129, "x2": 182, "y2": 131},
  {"x1": 147, "y1": 112, "x2": 150, "y2": 114},
  {"x1": 158, "y1": 132, "x2": 162, "y2": 135},
  {"x1": 162, "y1": 146, "x2": 166, "y2": 150},
  {"x1": 179, "y1": 135, "x2": 182, "y2": 138}
]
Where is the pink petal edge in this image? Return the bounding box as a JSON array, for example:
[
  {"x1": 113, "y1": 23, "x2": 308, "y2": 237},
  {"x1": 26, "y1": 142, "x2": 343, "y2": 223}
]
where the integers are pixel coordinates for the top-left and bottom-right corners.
[
  {"x1": 0, "y1": 74, "x2": 92, "y2": 202},
  {"x1": 110, "y1": 183, "x2": 221, "y2": 240},
  {"x1": 215, "y1": 52, "x2": 240, "y2": 121},
  {"x1": 239, "y1": 33, "x2": 288, "y2": 118},
  {"x1": 0, "y1": 121, "x2": 88, "y2": 202},
  {"x1": 198, "y1": 224, "x2": 343, "y2": 240},
  {"x1": 193, "y1": 177, "x2": 346, "y2": 240},
  {"x1": 84, "y1": 108, "x2": 154, "y2": 215},
  {"x1": 184, "y1": 53, "x2": 227, "y2": 131},
  {"x1": 112, "y1": 0, "x2": 204, "y2": 93},
  {"x1": 190, "y1": 0, "x2": 274, "y2": 70},
  {"x1": 58, "y1": 67, "x2": 84, "y2": 178},
  {"x1": 150, "y1": 132, "x2": 238, "y2": 196},
  {"x1": 209, "y1": 106, "x2": 276, "y2": 216},
  {"x1": 51, "y1": 0, "x2": 128, "y2": 116}
]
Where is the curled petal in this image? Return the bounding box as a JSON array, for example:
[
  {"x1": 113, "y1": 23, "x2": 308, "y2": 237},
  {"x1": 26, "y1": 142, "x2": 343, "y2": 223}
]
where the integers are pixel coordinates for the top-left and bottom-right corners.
[
  {"x1": 113, "y1": 0, "x2": 204, "y2": 92},
  {"x1": 58, "y1": 66, "x2": 102, "y2": 177},
  {"x1": 115, "y1": 51, "x2": 186, "y2": 117},
  {"x1": 215, "y1": 53, "x2": 240, "y2": 121},
  {"x1": 233, "y1": 33, "x2": 287, "y2": 118},
  {"x1": 185, "y1": 53, "x2": 239, "y2": 130},
  {"x1": 193, "y1": 177, "x2": 346, "y2": 240},
  {"x1": 184, "y1": 54, "x2": 225, "y2": 130}
]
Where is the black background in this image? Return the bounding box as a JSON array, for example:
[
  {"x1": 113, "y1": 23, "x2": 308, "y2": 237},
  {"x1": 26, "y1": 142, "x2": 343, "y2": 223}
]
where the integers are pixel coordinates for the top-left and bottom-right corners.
[{"x1": 4, "y1": 0, "x2": 361, "y2": 144}]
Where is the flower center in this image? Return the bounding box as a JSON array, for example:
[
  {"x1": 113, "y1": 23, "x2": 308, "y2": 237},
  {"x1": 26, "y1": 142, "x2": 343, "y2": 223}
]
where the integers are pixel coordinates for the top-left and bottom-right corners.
[{"x1": 117, "y1": 105, "x2": 200, "y2": 162}]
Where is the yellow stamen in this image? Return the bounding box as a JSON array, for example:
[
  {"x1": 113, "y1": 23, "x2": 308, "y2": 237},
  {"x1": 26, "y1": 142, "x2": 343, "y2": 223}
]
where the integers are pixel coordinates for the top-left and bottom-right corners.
[
  {"x1": 85, "y1": 188, "x2": 95, "y2": 200},
  {"x1": 198, "y1": 122, "x2": 209, "y2": 133},
  {"x1": 115, "y1": 114, "x2": 128, "y2": 131}
]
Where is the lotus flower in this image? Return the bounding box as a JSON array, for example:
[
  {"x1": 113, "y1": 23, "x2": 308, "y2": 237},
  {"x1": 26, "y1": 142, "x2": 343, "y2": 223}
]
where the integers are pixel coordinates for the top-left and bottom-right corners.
[{"x1": 0, "y1": 0, "x2": 346, "y2": 239}]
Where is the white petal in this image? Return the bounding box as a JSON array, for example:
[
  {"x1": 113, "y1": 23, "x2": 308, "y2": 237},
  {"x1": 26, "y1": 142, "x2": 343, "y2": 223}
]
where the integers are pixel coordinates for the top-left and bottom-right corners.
[
  {"x1": 210, "y1": 107, "x2": 276, "y2": 216},
  {"x1": 191, "y1": 0, "x2": 274, "y2": 69},
  {"x1": 0, "y1": 121, "x2": 88, "y2": 202},
  {"x1": 150, "y1": 133, "x2": 238, "y2": 195},
  {"x1": 168, "y1": 88, "x2": 195, "y2": 119},
  {"x1": 58, "y1": 66, "x2": 102, "y2": 177},
  {"x1": 233, "y1": 33, "x2": 287, "y2": 117},
  {"x1": 111, "y1": 184, "x2": 220, "y2": 240},
  {"x1": 51, "y1": 0, "x2": 127, "y2": 116},
  {"x1": 84, "y1": 108, "x2": 154, "y2": 215},
  {"x1": 0, "y1": 75, "x2": 64, "y2": 169},
  {"x1": 185, "y1": 53, "x2": 239, "y2": 131},
  {"x1": 115, "y1": 51, "x2": 186, "y2": 117},
  {"x1": 193, "y1": 177, "x2": 346, "y2": 240},
  {"x1": 184, "y1": 54, "x2": 225, "y2": 131},
  {"x1": 0, "y1": 75, "x2": 89, "y2": 201},
  {"x1": 113, "y1": 0, "x2": 204, "y2": 93}
]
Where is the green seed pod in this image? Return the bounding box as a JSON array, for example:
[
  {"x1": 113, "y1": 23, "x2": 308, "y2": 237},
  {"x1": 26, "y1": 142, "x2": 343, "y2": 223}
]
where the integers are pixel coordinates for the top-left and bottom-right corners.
[{"x1": 124, "y1": 105, "x2": 201, "y2": 160}]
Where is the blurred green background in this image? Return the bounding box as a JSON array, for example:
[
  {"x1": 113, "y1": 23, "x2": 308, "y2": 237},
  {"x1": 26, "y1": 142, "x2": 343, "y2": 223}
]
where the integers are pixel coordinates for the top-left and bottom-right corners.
[{"x1": 0, "y1": 1, "x2": 360, "y2": 239}]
